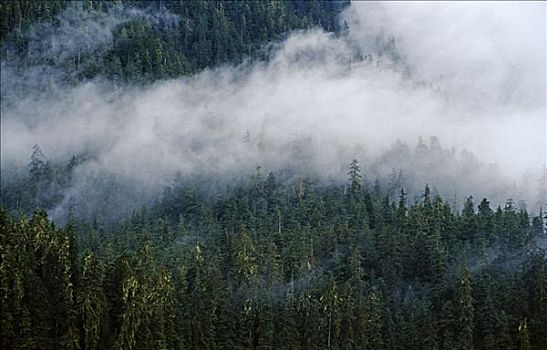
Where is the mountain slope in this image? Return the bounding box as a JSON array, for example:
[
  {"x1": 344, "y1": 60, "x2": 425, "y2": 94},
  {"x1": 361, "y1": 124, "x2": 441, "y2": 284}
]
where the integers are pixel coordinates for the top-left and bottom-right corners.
[{"x1": 1, "y1": 0, "x2": 349, "y2": 83}]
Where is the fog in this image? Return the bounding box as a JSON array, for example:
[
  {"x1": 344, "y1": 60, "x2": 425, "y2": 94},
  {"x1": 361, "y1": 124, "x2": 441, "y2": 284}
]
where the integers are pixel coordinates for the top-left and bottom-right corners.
[
  {"x1": 1, "y1": 2, "x2": 545, "y2": 218},
  {"x1": 347, "y1": 2, "x2": 545, "y2": 173}
]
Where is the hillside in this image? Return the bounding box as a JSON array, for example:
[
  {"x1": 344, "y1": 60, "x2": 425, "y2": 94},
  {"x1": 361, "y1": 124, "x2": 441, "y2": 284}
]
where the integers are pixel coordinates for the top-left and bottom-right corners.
[
  {"x1": 1, "y1": 0, "x2": 348, "y2": 82},
  {"x1": 1, "y1": 2, "x2": 546, "y2": 350}
]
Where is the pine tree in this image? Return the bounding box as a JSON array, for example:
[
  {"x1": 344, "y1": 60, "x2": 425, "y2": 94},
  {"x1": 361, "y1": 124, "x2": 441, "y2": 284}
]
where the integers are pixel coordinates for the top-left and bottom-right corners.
[
  {"x1": 320, "y1": 273, "x2": 341, "y2": 349},
  {"x1": 363, "y1": 286, "x2": 385, "y2": 349},
  {"x1": 348, "y1": 159, "x2": 362, "y2": 196},
  {"x1": 461, "y1": 196, "x2": 478, "y2": 242},
  {"x1": 77, "y1": 253, "x2": 105, "y2": 350},
  {"x1": 456, "y1": 266, "x2": 474, "y2": 350}
]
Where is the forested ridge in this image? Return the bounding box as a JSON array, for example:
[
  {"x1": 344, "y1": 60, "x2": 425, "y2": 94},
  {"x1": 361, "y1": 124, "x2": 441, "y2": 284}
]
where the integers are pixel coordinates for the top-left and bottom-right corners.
[
  {"x1": 1, "y1": 0, "x2": 348, "y2": 82},
  {"x1": 1, "y1": 1, "x2": 547, "y2": 349},
  {"x1": 1, "y1": 161, "x2": 547, "y2": 349}
]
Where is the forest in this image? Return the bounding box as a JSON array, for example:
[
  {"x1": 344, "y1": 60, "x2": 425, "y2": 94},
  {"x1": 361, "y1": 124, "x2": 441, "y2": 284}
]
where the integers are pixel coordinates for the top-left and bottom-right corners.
[
  {"x1": 2, "y1": 161, "x2": 547, "y2": 349},
  {"x1": 1, "y1": 0, "x2": 348, "y2": 82},
  {"x1": 1, "y1": 1, "x2": 546, "y2": 350}
]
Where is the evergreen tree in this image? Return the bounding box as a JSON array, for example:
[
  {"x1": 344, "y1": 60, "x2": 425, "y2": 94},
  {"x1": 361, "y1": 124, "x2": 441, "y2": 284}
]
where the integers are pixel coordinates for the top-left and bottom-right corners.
[
  {"x1": 456, "y1": 266, "x2": 474, "y2": 350},
  {"x1": 78, "y1": 253, "x2": 106, "y2": 350}
]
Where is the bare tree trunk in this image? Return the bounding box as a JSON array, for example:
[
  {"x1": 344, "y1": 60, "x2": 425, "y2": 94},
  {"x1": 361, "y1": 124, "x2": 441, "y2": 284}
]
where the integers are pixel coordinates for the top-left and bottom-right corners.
[
  {"x1": 327, "y1": 311, "x2": 332, "y2": 349},
  {"x1": 278, "y1": 210, "x2": 281, "y2": 234}
]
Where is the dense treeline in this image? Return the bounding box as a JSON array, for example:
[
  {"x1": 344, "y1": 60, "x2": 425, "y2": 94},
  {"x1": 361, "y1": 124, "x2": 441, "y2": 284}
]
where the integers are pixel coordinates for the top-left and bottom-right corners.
[
  {"x1": 1, "y1": 161, "x2": 546, "y2": 349},
  {"x1": 1, "y1": 2, "x2": 546, "y2": 349},
  {"x1": 1, "y1": 0, "x2": 349, "y2": 82},
  {"x1": 2, "y1": 136, "x2": 534, "y2": 225}
]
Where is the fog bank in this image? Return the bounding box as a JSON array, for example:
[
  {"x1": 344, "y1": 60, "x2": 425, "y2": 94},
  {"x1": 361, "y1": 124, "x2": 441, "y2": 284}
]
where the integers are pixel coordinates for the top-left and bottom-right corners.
[{"x1": 1, "y1": 2, "x2": 545, "y2": 217}]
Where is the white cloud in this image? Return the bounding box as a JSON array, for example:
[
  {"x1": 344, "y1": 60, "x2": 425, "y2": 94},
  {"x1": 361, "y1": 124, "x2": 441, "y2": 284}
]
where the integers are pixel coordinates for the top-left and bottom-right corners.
[{"x1": 1, "y1": 2, "x2": 545, "y2": 215}]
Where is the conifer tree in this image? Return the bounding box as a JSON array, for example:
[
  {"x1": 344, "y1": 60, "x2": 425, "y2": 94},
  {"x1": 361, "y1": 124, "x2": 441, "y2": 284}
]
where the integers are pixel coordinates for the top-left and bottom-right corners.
[
  {"x1": 456, "y1": 266, "x2": 474, "y2": 350},
  {"x1": 78, "y1": 253, "x2": 105, "y2": 350}
]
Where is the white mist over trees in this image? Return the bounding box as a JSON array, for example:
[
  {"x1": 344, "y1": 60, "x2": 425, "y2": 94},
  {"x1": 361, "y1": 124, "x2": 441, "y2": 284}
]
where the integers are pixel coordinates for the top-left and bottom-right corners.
[
  {"x1": 1, "y1": 2, "x2": 545, "y2": 216},
  {"x1": 2, "y1": 2, "x2": 547, "y2": 350}
]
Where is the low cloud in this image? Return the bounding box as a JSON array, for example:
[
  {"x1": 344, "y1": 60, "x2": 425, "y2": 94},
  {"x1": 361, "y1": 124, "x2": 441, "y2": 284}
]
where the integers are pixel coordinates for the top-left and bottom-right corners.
[{"x1": 1, "y1": 2, "x2": 545, "y2": 218}]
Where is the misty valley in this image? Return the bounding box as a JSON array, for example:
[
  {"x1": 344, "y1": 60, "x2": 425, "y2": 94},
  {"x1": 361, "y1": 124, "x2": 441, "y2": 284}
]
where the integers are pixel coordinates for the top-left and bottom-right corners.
[{"x1": 1, "y1": 1, "x2": 546, "y2": 350}]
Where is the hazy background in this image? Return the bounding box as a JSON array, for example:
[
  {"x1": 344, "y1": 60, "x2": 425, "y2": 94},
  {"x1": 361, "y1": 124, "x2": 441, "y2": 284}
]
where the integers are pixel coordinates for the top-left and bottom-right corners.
[{"x1": 1, "y1": 1, "x2": 545, "y2": 219}]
